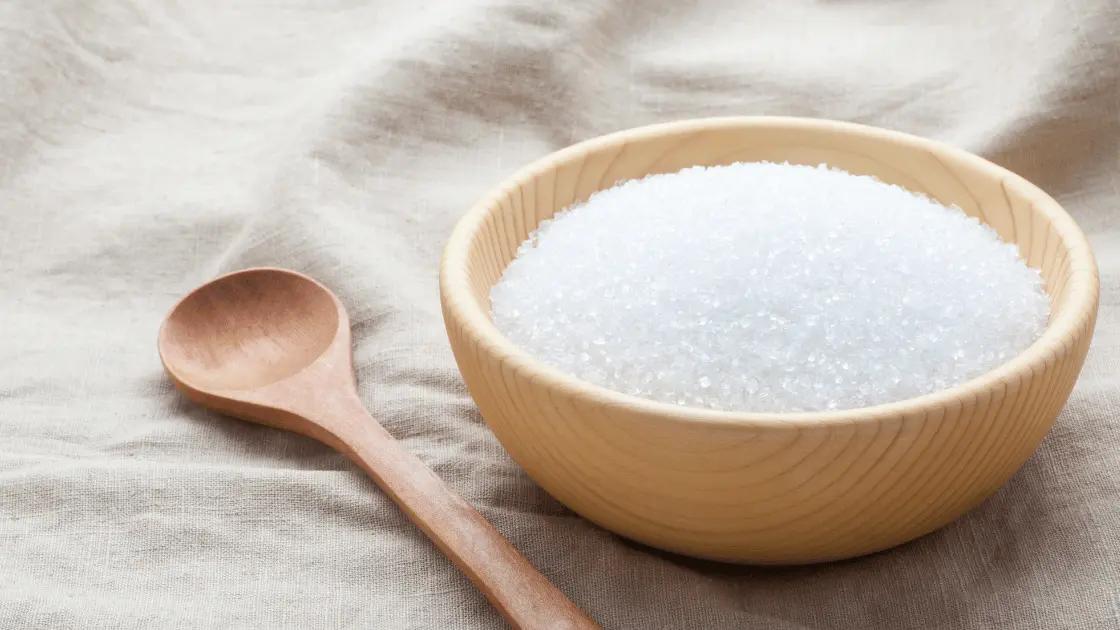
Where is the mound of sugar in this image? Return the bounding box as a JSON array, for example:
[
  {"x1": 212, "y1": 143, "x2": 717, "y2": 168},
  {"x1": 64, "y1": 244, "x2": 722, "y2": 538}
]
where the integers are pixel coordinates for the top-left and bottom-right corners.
[{"x1": 490, "y1": 162, "x2": 1050, "y2": 413}]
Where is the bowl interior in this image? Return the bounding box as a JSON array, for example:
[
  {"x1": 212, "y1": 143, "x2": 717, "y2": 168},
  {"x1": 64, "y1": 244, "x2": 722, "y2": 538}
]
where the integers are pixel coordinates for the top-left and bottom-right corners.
[{"x1": 458, "y1": 120, "x2": 1092, "y2": 340}]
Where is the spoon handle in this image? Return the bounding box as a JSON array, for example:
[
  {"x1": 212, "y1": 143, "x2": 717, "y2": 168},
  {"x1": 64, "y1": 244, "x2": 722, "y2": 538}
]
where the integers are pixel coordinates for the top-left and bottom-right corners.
[{"x1": 323, "y1": 396, "x2": 599, "y2": 630}]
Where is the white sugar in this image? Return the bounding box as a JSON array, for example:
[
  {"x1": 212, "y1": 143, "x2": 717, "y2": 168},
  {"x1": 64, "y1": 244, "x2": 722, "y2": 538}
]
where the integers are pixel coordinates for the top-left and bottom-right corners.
[{"x1": 490, "y1": 162, "x2": 1050, "y2": 413}]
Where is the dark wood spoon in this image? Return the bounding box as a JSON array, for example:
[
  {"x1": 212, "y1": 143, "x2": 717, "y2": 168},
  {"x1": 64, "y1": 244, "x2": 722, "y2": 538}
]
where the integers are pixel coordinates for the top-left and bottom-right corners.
[{"x1": 157, "y1": 267, "x2": 598, "y2": 629}]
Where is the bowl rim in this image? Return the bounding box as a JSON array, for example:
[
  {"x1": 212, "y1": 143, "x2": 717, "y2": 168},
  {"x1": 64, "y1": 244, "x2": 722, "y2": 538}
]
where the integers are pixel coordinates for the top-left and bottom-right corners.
[{"x1": 439, "y1": 116, "x2": 1100, "y2": 429}]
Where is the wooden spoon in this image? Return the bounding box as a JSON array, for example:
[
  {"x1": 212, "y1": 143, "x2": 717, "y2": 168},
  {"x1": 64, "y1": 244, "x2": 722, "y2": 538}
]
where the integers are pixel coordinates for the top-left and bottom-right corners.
[{"x1": 158, "y1": 267, "x2": 598, "y2": 629}]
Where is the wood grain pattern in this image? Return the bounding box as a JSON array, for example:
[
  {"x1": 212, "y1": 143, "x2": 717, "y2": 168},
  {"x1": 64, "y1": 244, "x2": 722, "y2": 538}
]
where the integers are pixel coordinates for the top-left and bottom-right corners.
[
  {"x1": 159, "y1": 268, "x2": 599, "y2": 629},
  {"x1": 439, "y1": 117, "x2": 1100, "y2": 564}
]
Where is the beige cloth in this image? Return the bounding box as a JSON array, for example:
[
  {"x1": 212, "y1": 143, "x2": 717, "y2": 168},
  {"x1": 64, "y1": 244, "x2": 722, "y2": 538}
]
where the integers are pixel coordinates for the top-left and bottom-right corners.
[{"x1": 1, "y1": 1, "x2": 1117, "y2": 628}]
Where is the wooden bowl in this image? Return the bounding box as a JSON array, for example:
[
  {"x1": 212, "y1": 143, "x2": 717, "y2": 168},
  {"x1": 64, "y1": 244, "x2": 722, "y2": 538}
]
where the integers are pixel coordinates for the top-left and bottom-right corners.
[{"x1": 439, "y1": 117, "x2": 1099, "y2": 564}]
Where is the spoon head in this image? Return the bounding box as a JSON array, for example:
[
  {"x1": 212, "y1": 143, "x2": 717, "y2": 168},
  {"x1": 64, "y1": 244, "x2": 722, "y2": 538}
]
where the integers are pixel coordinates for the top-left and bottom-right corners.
[{"x1": 158, "y1": 268, "x2": 347, "y2": 396}]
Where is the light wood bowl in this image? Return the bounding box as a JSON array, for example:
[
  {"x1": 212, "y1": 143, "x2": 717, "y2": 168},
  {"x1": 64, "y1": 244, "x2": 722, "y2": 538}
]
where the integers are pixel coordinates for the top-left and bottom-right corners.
[{"x1": 439, "y1": 117, "x2": 1099, "y2": 564}]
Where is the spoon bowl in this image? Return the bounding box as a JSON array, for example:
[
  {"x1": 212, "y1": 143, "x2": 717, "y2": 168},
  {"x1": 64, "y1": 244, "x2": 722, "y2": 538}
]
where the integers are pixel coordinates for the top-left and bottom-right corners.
[{"x1": 160, "y1": 269, "x2": 340, "y2": 391}]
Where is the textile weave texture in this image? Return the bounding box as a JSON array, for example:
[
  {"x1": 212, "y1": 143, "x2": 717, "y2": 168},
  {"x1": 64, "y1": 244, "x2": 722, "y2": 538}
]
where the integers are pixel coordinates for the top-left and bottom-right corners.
[{"x1": 1, "y1": 1, "x2": 1117, "y2": 628}]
